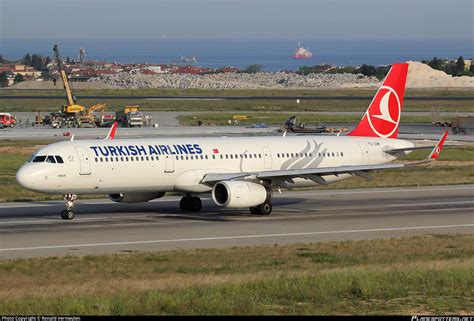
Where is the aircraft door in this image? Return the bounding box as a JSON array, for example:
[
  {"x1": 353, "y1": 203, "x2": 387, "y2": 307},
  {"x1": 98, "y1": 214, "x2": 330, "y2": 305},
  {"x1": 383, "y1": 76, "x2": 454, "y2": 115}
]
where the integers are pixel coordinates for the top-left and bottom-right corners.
[
  {"x1": 75, "y1": 146, "x2": 91, "y2": 175},
  {"x1": 262, "y1": 147, "x2": 272, "y2": 169},
  {"x1": 164, "y1": 155, "x2": 175, "y2": 173},
  {"x1": 357, "y1": 142, "x2": 369, "y2": 165}
]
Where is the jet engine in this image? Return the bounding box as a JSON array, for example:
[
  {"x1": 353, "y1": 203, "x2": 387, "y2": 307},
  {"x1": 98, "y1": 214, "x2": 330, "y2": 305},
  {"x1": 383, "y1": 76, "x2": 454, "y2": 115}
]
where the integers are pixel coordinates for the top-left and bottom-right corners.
[
  {"x1": 212, "y1": 181, "x2": 270, "y2": 208},
  {"x1": 108, "y1": 192, "x2": 165, "y2": 203}
]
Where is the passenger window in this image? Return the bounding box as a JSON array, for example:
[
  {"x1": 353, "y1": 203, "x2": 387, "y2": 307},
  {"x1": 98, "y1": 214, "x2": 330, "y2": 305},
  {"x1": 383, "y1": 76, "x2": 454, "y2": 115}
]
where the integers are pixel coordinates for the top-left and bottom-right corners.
[
  {"x1": 332, "y1": 152, "x2": 335, "y2": 157},
  {"x1": 32, "y1": 156, "x2": 47, "y2": 163},
  {"x1": 341, "y1": 152, "x2": 344, "y2": 157},
  {"x1": 259, "y1": 154, "x2": 262, "y2": 158},
  {"x1": 55, "y1": 156, "x2": 64, "y2": 163},
  {"x1": 46, "y1": 156, "x2": 56, "y2": 163}
]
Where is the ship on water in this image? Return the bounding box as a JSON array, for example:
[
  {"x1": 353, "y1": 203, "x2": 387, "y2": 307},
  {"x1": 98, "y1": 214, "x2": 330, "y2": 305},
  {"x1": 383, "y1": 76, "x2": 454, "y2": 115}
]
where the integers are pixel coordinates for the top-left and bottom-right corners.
[{"x1": 292, "y1": 42, "x2": 312, "y2": 59}]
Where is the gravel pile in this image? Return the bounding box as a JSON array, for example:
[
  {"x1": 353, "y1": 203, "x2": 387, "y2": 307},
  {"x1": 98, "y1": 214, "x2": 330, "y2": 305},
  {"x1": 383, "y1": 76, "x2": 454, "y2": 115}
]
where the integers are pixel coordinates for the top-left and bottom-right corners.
[{"x1": 89, "y1": 72, "x2": 381, "y2": 89}]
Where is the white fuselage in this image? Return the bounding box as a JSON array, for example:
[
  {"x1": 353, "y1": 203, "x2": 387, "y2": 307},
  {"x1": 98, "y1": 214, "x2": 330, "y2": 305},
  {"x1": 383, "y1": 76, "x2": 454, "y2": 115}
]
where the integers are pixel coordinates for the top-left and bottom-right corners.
[{"x1": 16, "y1": 135, "x2": 414, "y2": 195}]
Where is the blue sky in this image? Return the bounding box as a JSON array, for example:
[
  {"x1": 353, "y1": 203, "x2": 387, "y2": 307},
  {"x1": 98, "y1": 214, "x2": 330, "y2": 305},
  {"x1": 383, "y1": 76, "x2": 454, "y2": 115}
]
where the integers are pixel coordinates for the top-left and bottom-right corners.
[{"x1": 1, "y1": 0, "x2": 473, "y2": 41}]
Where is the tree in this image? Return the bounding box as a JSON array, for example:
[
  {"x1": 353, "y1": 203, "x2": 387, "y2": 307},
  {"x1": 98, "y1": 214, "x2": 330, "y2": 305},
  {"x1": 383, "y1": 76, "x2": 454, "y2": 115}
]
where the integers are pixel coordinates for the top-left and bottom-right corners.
[
  {"x1": 22, "y1": 53, "x2": 32, "y2": 66},
  {"x1": 428, "y1": 57, "x2": 442, "y2": 70},
  {"x1": 358, "y1": 64, "x2": 376, "y2": 77},
  {"x1": 41, "y1": 70, "x2": 51, "y2": 80},
  {"x1": 470, "y1": 63, "x2": 474, "y2": 73},
  {"x1": 14, "y1": 73, "x2": 24, "y2": 84},
  {"x1": 456, "y1": 56, "x2": 465, "y2": 75},
  {"x1": 244, "y1": 64, "x2": 263, "y2": 73}
]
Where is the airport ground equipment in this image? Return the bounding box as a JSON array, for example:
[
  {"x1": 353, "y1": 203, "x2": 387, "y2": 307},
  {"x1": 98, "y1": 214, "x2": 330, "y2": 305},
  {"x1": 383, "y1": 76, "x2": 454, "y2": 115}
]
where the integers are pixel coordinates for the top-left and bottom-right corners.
[
  {"x1": 278, "y1": 116, "x2": 347, "y2": 134},
  {"x1": 451, "y1": 116, "x2": 474, "y2": 135},
  {"x1": 116, "y1": 105, "x2": 145, "y2": 127},
  {"x1": 0, "y1": 113, "x2": 16, "y2": 129},
  {"x1": 431, "y1": 107, "x2": 473, "y2": 134}
]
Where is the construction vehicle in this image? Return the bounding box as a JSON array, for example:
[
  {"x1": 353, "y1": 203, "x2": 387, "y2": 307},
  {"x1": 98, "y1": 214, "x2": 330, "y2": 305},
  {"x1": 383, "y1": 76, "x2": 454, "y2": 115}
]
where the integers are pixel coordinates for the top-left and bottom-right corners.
[
  {"x1": 277, "y1": 116, "x2": 347, "y2": 134},
  {"x1": 52, "y1": 45, "x2": 85, "y2": 125},
  {"x1": 0, "y1": 113, "x2": 16, "y2": 129},
  {"x1": 50, "y1": 45, "x2": 114, "y2": 128},
  {"x1": 116, "y1": 105, "x2": 145, "y2": 127}
]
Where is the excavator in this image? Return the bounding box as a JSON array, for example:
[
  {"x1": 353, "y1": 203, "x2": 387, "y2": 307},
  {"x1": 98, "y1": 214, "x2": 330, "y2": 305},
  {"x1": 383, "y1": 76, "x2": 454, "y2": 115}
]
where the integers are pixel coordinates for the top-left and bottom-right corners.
[{"x1": 50, "y1": 45, "x2": 115, "y2": 128}]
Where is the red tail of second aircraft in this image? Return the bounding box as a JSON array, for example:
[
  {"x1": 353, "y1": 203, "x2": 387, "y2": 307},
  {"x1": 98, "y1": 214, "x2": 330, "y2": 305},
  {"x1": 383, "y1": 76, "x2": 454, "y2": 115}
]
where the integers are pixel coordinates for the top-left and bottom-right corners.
[{"x1": 348, "y1": 63, "x2": 409, "y2": 139}]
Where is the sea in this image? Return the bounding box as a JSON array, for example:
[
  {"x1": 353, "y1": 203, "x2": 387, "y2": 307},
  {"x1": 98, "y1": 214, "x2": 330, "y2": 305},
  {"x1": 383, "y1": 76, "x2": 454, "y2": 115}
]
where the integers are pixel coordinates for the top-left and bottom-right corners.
[{"x1": 1, "y1": 38, "x2": 472, "y2": 72}]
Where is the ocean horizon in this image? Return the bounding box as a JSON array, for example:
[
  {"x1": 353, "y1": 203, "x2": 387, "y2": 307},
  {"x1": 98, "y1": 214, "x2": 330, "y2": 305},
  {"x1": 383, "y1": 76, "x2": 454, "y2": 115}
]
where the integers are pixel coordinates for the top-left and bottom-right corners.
[{"x1": 1, "y1": 38, "x2": 471, "y2": 72}]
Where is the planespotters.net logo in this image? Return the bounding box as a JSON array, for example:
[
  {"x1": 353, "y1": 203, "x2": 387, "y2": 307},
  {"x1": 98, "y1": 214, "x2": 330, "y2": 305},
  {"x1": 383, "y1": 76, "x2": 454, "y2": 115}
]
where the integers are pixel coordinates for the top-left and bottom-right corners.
[
  {"x1": 367, "y1": 85, "x2": 401, "y2": 138},
  {"x1": 412, "y1": 316, "x2": 474, "y2": 321}
]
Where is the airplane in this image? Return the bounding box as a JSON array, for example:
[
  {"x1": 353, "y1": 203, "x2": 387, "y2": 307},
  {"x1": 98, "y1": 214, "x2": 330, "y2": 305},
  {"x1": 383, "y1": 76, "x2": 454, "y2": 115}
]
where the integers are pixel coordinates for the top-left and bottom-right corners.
[{"x1": 16, "y1": 63, "x2": 449, "y2": 220}]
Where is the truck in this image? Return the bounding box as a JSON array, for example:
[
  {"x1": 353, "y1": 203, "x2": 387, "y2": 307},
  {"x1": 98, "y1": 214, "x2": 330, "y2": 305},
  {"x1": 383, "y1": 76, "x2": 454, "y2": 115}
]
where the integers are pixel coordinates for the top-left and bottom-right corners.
[
  {"x1": 116, "y1": 105, "x2": 145, "y2": 127},
  {"x1": 431, "y1": 107, "x2": 474, "y2": 135},
  {"x1": 0, "y1": 113, "x2": 16, "y2": 129}
]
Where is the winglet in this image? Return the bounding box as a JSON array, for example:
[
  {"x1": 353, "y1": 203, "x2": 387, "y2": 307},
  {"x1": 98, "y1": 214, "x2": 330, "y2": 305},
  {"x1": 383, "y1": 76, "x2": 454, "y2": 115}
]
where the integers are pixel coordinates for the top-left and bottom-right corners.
[
  {"x1": 105, "y1": 121, "x2": 118, "y2": 140},
  {"x1": 405, "y1": 131, "x2": 449, "y2": 166},
  {"x1": 428, "y1": 130, "x2": 449, "y2": 160}
]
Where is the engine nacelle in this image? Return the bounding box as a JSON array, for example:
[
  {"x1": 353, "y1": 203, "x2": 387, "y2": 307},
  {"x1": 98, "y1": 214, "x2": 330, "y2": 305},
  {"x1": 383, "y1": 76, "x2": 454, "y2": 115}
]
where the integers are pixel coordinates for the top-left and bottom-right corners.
[
  {"x1": 108, "y1": 192, "x2": 165, "y2": 203},
  {"x1": 212, "y1": 181, "x2": 269, "y2": 208}
]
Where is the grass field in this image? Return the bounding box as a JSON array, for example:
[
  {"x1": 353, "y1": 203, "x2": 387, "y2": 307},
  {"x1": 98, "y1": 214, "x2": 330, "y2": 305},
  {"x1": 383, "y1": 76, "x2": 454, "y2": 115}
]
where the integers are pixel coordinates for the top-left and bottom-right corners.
[
  {"x1": 177, "y1": 113, "x2": 445, "y2": 126},
  {"x1": 0, "y1": 234, "x2": 472, "y2": 315},
  {"x1": 1, "y1": 140, "x2": 473, "y2": 202},
  {"x1": 1, "y1": 87, "x2": 473, "y2": 113}
]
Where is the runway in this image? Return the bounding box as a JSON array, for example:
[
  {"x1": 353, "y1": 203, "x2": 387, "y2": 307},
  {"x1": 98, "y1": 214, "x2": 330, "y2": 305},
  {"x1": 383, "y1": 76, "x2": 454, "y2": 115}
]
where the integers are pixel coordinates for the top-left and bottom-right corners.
[{"x1": 0, "y1": 185, "x2": 472, "y2": 258}]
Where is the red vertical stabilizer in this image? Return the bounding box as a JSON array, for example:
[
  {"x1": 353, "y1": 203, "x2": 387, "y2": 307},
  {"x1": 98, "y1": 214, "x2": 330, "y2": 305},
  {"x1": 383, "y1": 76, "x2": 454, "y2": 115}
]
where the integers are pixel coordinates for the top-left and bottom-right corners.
[{"x1": 348, "y1": 63, "x2": 409, "y2": 139}]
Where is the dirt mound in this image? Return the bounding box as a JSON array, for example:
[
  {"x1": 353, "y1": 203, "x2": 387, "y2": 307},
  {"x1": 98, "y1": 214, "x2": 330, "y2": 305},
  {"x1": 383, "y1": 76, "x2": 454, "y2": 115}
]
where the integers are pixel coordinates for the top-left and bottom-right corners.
[{"x1": 406, "y1": 61, "x2": 474, "y2": 88}]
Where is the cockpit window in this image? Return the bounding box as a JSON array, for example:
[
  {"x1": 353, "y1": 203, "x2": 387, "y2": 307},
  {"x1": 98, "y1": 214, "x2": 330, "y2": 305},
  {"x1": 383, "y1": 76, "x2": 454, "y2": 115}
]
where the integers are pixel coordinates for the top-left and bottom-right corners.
[
  {"x1": 32, "y1": 156, "x2": 47, "y2": 163},
  {"x1": 56, "y1": 156, "x2": 64, "y2": 163},
  {"x1": 46, "y1": 156, "x2": 56, "y2": 163}
]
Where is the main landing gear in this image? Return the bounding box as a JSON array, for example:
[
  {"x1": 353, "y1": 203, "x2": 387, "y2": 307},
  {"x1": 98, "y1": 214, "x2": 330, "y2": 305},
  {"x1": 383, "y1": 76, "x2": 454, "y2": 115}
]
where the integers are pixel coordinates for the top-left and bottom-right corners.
[
  {"x1": 60, "y1": 194, "x2": 77, "y2": 220},
  {"x1": 249, "y1": 201, "x2": 272, "y2": 215},
  {"x1": 180, "y1": 195, "x2": 202, "y2": 212}
]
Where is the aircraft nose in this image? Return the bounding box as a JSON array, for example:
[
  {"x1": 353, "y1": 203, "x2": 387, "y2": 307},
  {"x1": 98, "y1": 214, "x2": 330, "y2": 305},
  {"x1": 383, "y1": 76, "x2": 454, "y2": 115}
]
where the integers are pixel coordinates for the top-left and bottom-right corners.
[{"x1": 16, "y1": 165, "x2": 37, "y2": 190}]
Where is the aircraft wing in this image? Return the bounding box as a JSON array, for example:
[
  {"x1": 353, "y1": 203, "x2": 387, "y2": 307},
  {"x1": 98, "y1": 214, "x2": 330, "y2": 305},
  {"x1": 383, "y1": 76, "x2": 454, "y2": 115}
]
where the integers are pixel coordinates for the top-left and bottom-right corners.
[
  {"x1": 202, "y1": 131, "x2": 449, "y2": 186},
  {"x1": 201, "y1": 163, "x2": 404, "y2": 185}
]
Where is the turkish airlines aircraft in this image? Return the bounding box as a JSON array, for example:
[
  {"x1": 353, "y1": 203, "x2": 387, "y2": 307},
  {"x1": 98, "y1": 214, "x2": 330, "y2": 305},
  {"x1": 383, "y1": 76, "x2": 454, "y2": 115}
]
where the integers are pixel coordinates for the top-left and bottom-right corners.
[{"x1": 16, "y1": 63, "x2": 448, "y2": 220}]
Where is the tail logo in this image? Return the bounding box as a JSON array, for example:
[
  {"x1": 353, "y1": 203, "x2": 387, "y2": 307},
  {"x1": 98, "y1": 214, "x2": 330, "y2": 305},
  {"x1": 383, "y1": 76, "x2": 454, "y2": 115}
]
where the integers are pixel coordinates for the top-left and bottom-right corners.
[{"x1": 367, "y1": 86, "x2": 401, "y2": 138}]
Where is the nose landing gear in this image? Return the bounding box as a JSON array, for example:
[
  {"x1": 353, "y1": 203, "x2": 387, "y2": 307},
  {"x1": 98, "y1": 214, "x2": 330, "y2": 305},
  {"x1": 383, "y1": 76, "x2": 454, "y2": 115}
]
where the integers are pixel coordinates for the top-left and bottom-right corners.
[{"x1": 60, "y1": 194, "x2": 77, "y2": 220}]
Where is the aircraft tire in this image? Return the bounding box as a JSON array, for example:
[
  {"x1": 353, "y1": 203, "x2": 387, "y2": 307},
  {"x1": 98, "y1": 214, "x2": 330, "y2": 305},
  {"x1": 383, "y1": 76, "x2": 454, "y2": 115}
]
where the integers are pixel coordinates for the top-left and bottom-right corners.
[
  {"x1": 190, "y1": 196, "x2": 202, "y2": 212},
  {"x1": 256, "y1": 202, "x2": 272, "y2": 215},
  {"x1": 60, "y1": 209, "x2": 75, "y2": 220},
  {"x1": 249, "y1": 207, "x2": 259, "y2": 215}
]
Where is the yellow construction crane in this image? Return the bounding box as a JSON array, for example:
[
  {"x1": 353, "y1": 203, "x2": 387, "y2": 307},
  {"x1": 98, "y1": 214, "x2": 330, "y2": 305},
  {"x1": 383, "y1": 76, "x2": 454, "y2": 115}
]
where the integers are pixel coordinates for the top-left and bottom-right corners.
[{"x1": 53, "y1": 44, "x2": 85, "y2": 114}]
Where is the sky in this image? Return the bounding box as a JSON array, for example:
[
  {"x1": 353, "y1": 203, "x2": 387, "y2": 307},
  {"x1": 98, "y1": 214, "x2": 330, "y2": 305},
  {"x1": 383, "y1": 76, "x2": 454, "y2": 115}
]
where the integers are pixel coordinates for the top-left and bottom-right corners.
[{"x1": 1, "y1": 0, "x2": 473, "y2": 41}]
